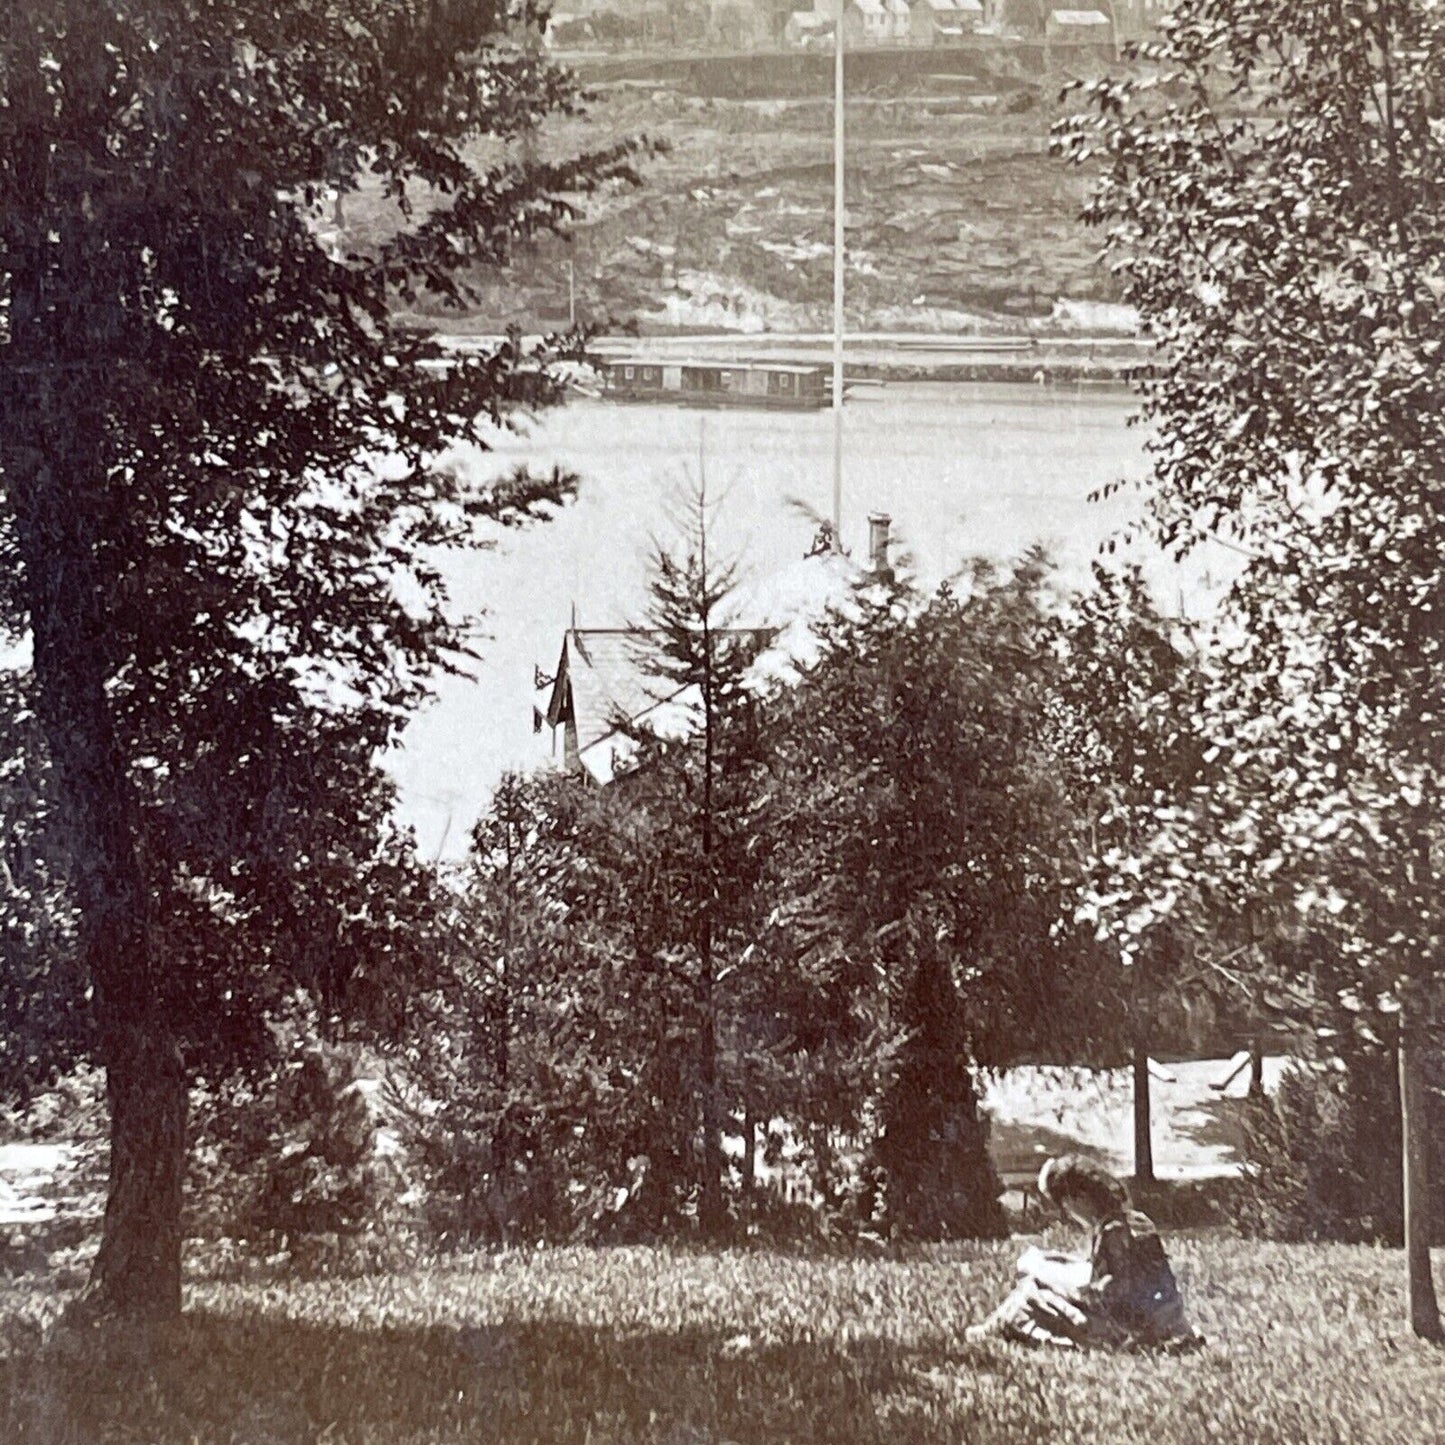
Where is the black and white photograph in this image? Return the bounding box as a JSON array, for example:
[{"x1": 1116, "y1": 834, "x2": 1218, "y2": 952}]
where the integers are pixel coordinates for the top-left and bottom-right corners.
[{"x1": 0, "y1": 1, "x2": 1441, "y2": 1439}]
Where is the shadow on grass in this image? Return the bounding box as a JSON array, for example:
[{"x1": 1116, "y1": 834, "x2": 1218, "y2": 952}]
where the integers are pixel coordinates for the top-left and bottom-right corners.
[{"x1": 0, "y1": 1308, "x2": 975, "y2": 1445}]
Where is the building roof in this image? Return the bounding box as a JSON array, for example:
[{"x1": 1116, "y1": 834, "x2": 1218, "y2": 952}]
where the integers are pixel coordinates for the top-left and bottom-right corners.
[
  {"x1": 610, "y1": 359, "x2": 827, "y2": 375},
  {"x1": 884, "y1": 0, "x2": 910, "y2": 14},
  {"x1": 1049, "y1": 7, "x2": 1111, "y2": 22},
  {"x1": 851, "y1": 0, "x2": 887, "y2": 15},
  {"x1": 546, "y1": 627, "x2": 776, "y2": 784}
]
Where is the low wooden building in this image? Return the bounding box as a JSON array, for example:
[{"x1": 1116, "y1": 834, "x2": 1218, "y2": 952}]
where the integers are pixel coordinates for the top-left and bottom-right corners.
[{"x1": 599, "y1": 359, "x2": 830, "y2": 409}]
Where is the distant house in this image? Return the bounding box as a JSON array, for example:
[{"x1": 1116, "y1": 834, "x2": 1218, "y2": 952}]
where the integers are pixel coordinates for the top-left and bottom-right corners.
[
  {"x1": 848, "y1": 0, "x2": 891, "y2": 43},
  {"x1": 884, "y1": 0, "x2": 912, "y2": 42},
  {"x1": 812, "y1": 0, "x2": 890, "y2": 45},
  {"x1": 1045, "y1": 6, "x2": 1116, "y2": 53},
  {"x1": 916, "y1": 0, "x2": 981, "y2": 43},
  {"x1": 538, "y1": 519, "x2": 897, "y2": 784},
  {"x1": 785, "y1": 8, "x2": 834, "y2": 44},
  {"x1": 541, "y1": 627, "x2": 777, "y2": 784}
]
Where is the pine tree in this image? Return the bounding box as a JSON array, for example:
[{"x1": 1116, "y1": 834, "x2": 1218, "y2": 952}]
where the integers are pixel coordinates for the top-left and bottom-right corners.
[{"x1": 611, "y1": 484, "x2": 776, "y2": 1236}]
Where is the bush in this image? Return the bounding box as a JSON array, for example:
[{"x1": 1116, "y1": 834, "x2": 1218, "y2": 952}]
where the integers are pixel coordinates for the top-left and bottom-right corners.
[
  {"x1": 1226, "y1": 1051, "x2": 1445, "y2": 1245},
  {"x1": 243, "y1": 1043, "x2": 412, "y2": 1246},
  {"x1": 182, "y1": 1014, "x2": 418, "y2": 1266}
]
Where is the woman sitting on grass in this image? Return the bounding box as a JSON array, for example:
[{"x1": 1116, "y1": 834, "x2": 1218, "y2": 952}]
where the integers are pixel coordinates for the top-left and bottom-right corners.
[{"x1": 967, "y1": 1154, "x2": 1200, "y2": 1351}]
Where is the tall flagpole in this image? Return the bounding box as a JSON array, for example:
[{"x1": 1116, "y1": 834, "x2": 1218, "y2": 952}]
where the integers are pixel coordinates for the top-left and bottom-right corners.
[{"x1": 831, "y1": 6, "x2": 845, "y2": 549}]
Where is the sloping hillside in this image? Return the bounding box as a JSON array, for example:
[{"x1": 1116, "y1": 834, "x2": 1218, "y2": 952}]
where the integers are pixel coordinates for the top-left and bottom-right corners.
[{"x1": 374, "y1": 78, "x2": 1131, "y2": 337}]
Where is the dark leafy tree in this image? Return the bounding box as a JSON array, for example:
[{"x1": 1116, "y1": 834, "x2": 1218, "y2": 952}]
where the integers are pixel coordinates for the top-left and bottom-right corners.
[
  {"x1": 1058, "y1": 0, "x2": 1445, "y2": 1335},
  {"x1": 0, "y1": 674, "x2": 83, "y2": 1100},
  {"x1": 772, "y1": 556, "x2": 1089, "y2": 1239},
  {"x1": 1056, "y1": 565, "x2": 1212, "y2": 1182},
  {"x1": 0, "y1": 1, "x2": 641, "y2": 1317}
]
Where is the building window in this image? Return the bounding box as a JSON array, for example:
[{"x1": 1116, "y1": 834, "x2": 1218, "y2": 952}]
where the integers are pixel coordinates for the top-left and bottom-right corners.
[{"x1": 624, "y1": 365, "x2": 635, "y2": 380}]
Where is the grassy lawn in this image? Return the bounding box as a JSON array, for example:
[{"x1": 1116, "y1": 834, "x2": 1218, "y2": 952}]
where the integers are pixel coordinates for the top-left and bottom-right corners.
[{"x1": 2, "y1": 1235, "x2": 1440, "y2": 1443}]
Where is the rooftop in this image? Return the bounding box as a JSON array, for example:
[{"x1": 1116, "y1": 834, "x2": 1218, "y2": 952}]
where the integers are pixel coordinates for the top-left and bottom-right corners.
[{"x1": 546, "y1": 626, "x2": 777, "y2": 784}]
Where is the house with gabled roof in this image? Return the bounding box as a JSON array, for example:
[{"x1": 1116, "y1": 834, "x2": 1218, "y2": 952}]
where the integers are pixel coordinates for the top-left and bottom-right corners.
[
  {"x1": 883, "y1": 0, "x2": 912, "y2": 42},
  {"x1": 536, "y1": 516, "x2": 896, "y2": 785},
  {"x1": 1045, "y1": 4, "x2": 1115, "y2": 50},
  {"x1": 916, "y1": 0, "x2": 982, "y2": 42},
  {"x1": 541, "y1": 626, "x2": 777, "y2": 785},
  {"x1": 812, "y1": 0, "x2": 890, "y2": 45}
]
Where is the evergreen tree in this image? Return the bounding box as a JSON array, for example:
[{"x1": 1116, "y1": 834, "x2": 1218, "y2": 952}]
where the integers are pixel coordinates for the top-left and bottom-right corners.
[
  {"x1": 609, "y1": 485, "x2": 776, "y2": 1235},
  {"x1": 773, "y1": 557, "x2": 1083, "y2": 1239}
]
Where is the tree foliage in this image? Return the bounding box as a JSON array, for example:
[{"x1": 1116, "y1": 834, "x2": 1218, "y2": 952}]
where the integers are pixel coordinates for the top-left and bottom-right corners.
[
  {"x1": 1058, "y1": 0, "x2": 1445, "y2": 1330},
  {"x1": 0, "y1": 0, "x2": 641, "y2": 1316},
  {"x1": 768, "y1": 557, "x2": 1099, "y2": 1237}
]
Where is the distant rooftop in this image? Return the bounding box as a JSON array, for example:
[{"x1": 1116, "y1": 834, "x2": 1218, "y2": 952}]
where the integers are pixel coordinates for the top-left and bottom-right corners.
[{"x1": 545, "y1": 626, "x2": 776, "y2": 784}]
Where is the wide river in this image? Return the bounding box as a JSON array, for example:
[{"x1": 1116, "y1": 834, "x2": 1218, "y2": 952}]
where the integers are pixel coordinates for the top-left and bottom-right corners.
[{"x1": 390, "y1": 382, "x2": 1233, "y2": 858}]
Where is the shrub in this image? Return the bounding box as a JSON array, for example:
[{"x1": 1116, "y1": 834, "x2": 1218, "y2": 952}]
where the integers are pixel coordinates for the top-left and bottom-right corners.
[
  {"x1": 1227, "y1": 1051, "x2": 1445, "y2": 1245},
  {"x1": 244, "y1": 1043, "x2": 412, "y2": 1246}
]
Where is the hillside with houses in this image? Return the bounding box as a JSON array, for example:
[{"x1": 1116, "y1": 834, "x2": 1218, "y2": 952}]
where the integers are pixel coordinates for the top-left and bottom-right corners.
[
  {"x1": 391, "y1": 57, "x2": 1142, "y2": 338},
  {"x1": 544, "y1": 0, "x2": 1170, "y2": 56}
]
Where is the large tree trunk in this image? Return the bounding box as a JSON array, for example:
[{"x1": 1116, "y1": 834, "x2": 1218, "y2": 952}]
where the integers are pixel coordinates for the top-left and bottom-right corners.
[
  {"x1": 31, "y1": 570, "x2": 187, "y2": 1319},
  {"x1": 1398, "y1": 998, "x2": 1443, "y2": 1340},
  {"x1": 7, "y1": 307, "x2": 185, "y2": 1319},
  {"x1": 1132, "y1": 1041, "x2": 1155, "y2": 1186},
  {"x1": 83, "y1": 1039, "x2": 189, "y2": 1319}
]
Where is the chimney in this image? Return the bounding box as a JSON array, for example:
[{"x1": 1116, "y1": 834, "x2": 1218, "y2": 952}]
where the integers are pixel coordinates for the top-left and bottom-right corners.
[{"x1": 868, "y1": 512, "x2": 894, "y2": 581}]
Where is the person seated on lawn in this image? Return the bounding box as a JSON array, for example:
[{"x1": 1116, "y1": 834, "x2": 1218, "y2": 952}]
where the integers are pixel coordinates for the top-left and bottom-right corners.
[{"x1": 966, "y1": 1154, "x2": 1200, "y2": 1351}]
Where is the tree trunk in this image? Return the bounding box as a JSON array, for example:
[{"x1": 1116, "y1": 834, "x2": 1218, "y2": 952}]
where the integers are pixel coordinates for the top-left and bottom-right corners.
[
  {"x1": 697, "y1": 966, "x2": 725, "y2": 1236},
  {"x1": 1399, "y1": 1000, "x2": 1443, "y2": 1340},
  {"x1": 1132, "y1": 1041, "x2": 1155, "y2": 1186},
  {"x1": 79, "y1": 1039, "x2": 189, "y2": 1320},
  {"x1": 1248, "y1": 1036, "x2": 1265, "y2": 1100},
  {"x1": 742, "y1": 1105, "x2": 757, "y2": 1202},
  {"x1": 7, "y1": 315, "x2": 184, "y2": 1319}
]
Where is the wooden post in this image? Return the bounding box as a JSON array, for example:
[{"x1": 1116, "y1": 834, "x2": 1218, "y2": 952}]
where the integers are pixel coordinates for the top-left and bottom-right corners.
[
  {"x1": 1248, "y1": 1034, "x2": 1264, "y2": 1099},
  {"x1": 1399, "y1": 991, "x2": 1443, "y2": 1339},
  {"x1": 1132, "y1": 1040, "x2": 1155, "y2": 1186}
]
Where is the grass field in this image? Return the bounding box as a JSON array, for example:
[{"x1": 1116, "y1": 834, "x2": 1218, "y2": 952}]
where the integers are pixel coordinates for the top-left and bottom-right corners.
[{"x1": 3, "y1": 1236, "x2": 1441, "y2": 1444}]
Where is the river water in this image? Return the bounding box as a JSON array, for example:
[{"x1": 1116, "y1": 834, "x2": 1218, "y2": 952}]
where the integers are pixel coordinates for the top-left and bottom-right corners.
[{"x1": 390, "y1": 382, "x2": 1231, "y2": 858}]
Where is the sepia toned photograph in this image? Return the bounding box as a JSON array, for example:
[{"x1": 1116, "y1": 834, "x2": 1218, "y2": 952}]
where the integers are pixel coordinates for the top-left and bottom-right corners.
[{"x1": 0, "y1": 1, "x2": 1441, "y2": 1439}]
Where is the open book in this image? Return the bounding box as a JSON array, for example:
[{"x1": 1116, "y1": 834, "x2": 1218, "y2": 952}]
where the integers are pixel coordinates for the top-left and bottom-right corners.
[{"x1": 1016, "y1": 1246, "x2": 1092, "y2": 1295}]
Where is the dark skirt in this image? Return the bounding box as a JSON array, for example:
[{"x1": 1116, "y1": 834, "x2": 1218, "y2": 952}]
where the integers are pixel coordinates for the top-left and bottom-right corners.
[{"x1": 971, "y1": 1276, "x2": 1200, "y2": 1352}]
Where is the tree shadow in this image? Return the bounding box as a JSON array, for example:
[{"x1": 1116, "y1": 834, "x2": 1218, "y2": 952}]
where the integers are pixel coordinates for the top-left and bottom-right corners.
[
  {"x1": 1167, "y1": 1094, "x2": 1250, "y2": 1162},
  {"x1": 0, "y1": 1306, "x2": 967, "y2": 1445}
]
